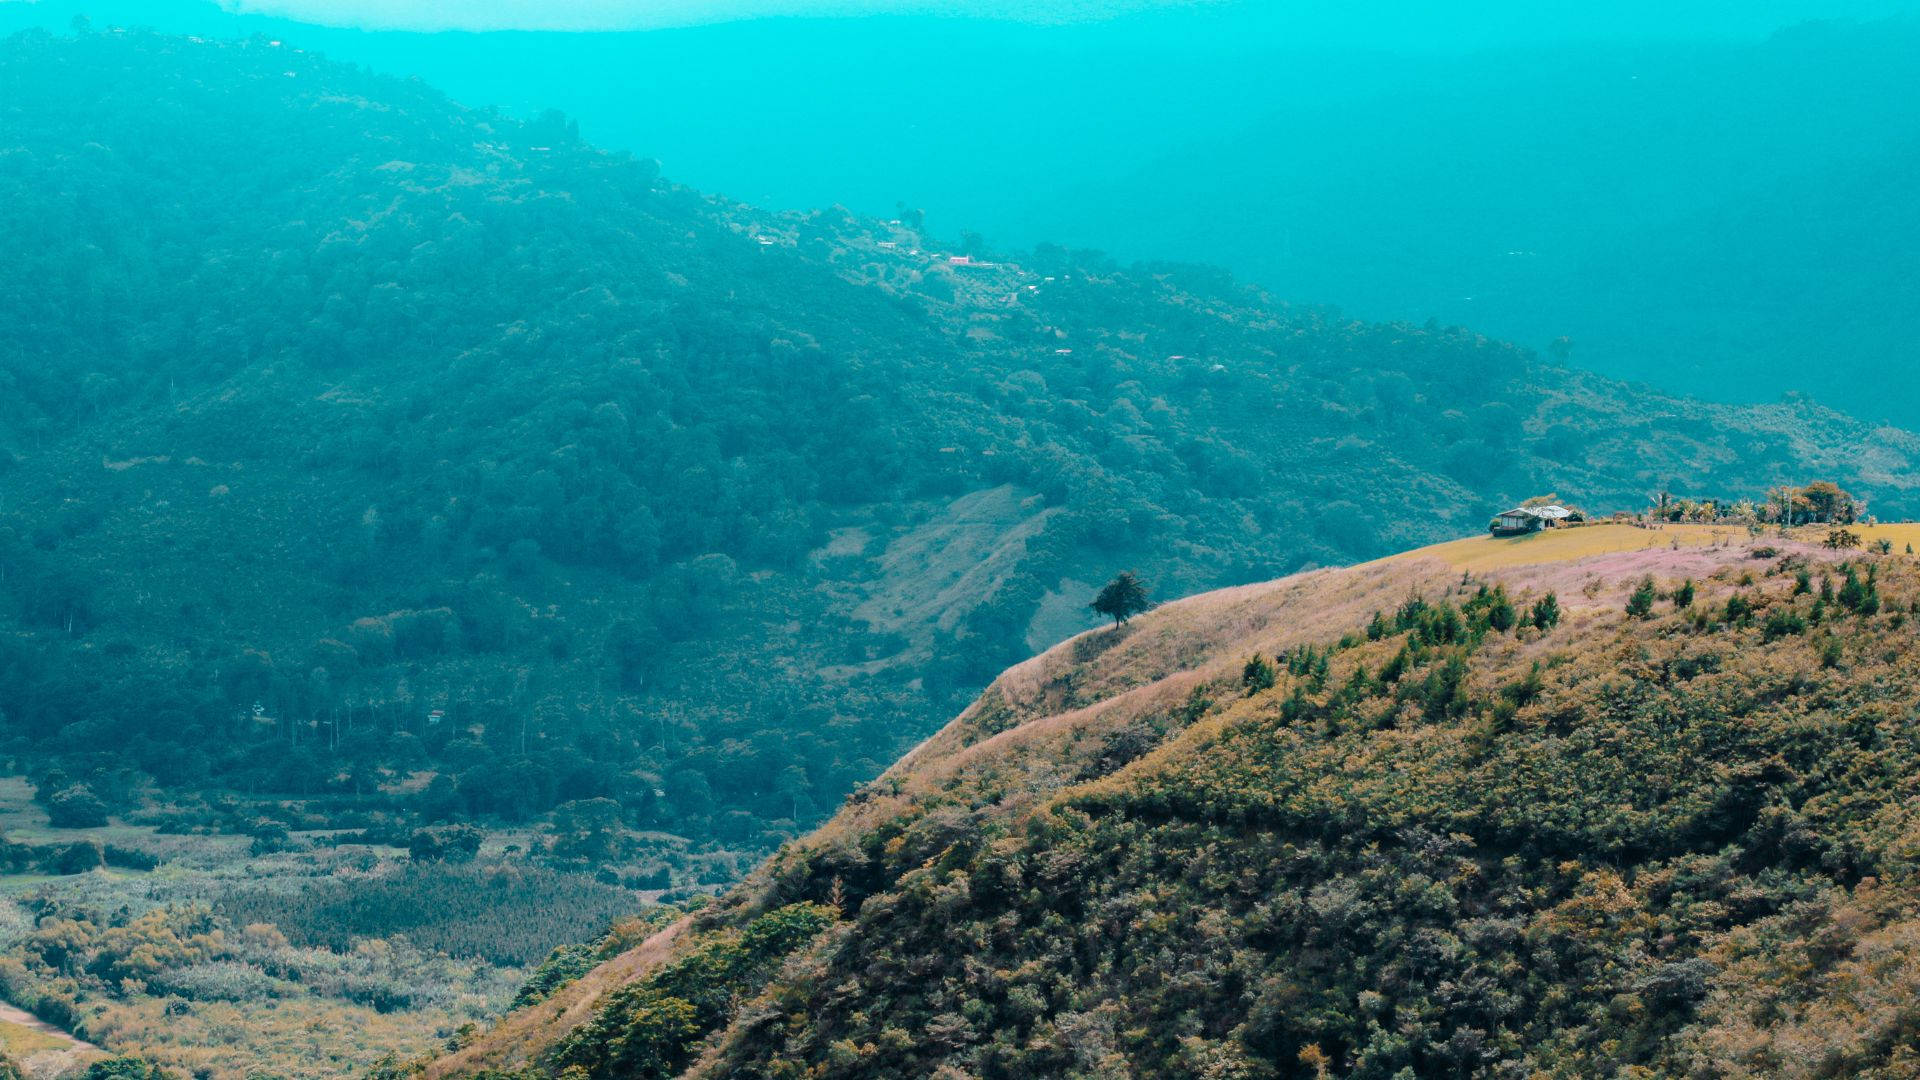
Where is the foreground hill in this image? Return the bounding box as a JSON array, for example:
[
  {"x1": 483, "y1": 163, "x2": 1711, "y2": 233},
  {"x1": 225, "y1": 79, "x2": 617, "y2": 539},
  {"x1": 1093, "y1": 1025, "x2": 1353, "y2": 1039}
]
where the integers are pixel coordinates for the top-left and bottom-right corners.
[
  {"x1": 4, "y1": 26, "x2": 1920, "y2": 860},
  {"x1": 430, "y1": 523, "x2": 1920, "y2": 1079}
]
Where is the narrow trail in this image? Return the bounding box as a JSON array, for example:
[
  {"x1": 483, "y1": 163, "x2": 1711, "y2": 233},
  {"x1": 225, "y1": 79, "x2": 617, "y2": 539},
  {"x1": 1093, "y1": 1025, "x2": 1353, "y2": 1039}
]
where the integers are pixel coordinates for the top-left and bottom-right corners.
[{"x1": 0, "y1": 997, "x2": 102, "y2": 1053}]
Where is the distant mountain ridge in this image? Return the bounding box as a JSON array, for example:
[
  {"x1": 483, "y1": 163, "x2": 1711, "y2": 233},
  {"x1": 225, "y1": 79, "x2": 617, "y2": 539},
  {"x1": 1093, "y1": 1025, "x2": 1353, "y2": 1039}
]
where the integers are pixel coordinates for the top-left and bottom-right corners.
[
  {"x1": 1, "y1": 26, "x2": 1917, "y2": 862},
  {"x1": 5, "y1": 5, "x2": 1916, "y2": 421}
]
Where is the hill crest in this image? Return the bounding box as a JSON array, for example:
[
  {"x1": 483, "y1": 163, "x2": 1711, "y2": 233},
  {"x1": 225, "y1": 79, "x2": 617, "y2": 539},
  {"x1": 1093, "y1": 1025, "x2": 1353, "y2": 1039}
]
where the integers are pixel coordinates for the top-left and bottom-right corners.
[{"x1": 429, "y1": 522, "x2": 1920, "y2": 1078}]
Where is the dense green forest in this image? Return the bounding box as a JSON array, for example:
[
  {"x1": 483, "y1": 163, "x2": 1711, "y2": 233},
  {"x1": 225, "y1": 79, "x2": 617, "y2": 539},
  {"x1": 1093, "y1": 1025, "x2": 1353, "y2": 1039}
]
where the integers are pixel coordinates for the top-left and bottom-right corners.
[
  {"x1": 433, "y1": 528, "x2": 1920, "y2": 1079},
  {"x1": 3, "y1": 26, "x2": 1919, "y2": 861}
]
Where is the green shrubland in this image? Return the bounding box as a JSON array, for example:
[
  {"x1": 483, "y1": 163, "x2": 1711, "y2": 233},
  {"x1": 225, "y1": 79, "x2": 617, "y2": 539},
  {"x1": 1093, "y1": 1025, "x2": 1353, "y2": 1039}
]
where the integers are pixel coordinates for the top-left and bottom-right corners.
[{"x1": 466, "y1": 547, "x2": 1920, "y2": 1079}]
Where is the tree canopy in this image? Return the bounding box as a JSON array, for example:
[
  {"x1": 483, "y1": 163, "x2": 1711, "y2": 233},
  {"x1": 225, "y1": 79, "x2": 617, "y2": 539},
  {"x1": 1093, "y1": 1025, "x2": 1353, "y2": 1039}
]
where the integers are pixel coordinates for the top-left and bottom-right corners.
[{"x1": 1091, "y1": 572, "x2": 1152, "y2": 627}]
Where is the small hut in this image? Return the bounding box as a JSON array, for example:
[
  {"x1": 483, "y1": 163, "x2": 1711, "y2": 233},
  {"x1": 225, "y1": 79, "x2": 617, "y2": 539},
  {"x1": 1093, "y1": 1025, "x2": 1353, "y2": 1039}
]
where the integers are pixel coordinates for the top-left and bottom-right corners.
[{"x1": 1490, "y1": 504, "x2": 1579, "y2": 536}]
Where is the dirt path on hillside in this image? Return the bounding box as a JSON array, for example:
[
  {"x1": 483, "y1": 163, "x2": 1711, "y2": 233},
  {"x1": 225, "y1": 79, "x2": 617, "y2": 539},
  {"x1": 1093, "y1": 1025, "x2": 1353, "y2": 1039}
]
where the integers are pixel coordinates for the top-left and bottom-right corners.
[{"x1": 0, "y1": 998, "x2": 103, "y2": 1076}]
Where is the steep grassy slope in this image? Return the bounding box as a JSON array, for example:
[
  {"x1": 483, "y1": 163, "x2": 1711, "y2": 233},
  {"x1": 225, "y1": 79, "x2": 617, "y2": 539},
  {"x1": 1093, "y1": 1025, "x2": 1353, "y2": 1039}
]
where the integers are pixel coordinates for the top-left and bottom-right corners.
[
  {"x1": 5, "y1": 27, "x2": 1920, "y2": 859},
  {"x1": 432, "y1": 525, "x2": 1920, "y2": 1078}
]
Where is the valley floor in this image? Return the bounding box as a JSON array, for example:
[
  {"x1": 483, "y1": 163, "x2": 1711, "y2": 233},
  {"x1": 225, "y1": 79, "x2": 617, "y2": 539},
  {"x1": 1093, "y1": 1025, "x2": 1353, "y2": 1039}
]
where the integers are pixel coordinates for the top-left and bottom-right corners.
[{"x1": 0, "y1": 779, "x2": 666, "y2": 1079}]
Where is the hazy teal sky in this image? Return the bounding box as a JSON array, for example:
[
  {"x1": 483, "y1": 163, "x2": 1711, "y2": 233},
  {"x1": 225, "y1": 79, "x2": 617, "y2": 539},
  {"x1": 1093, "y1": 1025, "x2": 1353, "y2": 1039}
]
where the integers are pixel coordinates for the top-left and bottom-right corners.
[
  {"x1": 213, "y1": 0, "x2": 1201, "y2": 30},
  {"x1": 205, "y1": 0, "x2": 1918, "y2": 37}
]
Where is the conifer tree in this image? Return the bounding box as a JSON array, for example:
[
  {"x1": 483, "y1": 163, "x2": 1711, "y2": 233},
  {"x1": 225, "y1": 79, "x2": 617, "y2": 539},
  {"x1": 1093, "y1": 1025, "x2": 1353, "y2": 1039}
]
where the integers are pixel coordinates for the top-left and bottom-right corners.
[{"x1": 1626, "y1": 576, "x2": 1658, "y2": 619}]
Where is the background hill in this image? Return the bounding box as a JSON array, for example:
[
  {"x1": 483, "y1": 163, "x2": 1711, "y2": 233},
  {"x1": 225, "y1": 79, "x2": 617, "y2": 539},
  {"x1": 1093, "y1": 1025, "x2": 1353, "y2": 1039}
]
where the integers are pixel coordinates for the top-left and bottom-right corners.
[
  {"x1": 5, "y1": 4, "x2": 1917, "y2": 423},
  {"x1": 3, "y1": 27, "x2": 1920, "y2": 860},
  {"x1": 432, "y1": 524, "x2": 1920, "y2": 1079},
  {"x1": 1010, "y1": 17, "x2": 1920, "y2": 423}
]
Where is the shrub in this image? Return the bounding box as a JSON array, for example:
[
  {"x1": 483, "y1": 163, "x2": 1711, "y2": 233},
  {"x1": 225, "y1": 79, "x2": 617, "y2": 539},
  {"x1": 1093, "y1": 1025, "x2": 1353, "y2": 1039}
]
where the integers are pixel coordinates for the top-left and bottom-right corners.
[
  {"x1": 53, "y1": 841, "x2": 105, "y2": 875},
  {"x1": 511, "y1": 943, "x2": 599, "y2": 1008},
  {"x1": 81, "y1": 1059, "x2": 167, "y2": 1080},
  {"x1": 557, "y1": 903, "x2": 837, "y2": 1078},
  {"x1": 1531, "y1": 593, "x2": 1562, "y2": 629},
  {"x1": 1626, "y1": 577, "x2": 1658, "y2": 619},
  {"x1": 1241, "y1": 655, "x2": 1276, "y2": 695},
  {"x1": 1724, "y1": 593, "x2": 1755, "y2": 625},
  {"x1": 1762, "y1": 610, "x2": 1807, "y2": 641},
  {"x1": 249, "y1": 820, "x2": 296, "y2": 855},
  {"x1": 408, "y1": 825, "x2": 484, "y2": 863},
  {"x1": 47, "y1": 786, "x2": 109, "y2": 829},
  {"x1": 149, "y1": 961, "x2": 286, "y2": 1003}
]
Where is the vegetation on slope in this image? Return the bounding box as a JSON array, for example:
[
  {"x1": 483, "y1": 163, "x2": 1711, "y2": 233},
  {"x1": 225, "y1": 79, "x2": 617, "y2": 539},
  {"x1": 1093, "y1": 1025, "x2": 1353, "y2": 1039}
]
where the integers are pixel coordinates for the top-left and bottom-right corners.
[
  {"x1": 436, "y1": 530, "x2": 1920, "y2": 1078},
  {"x1": 3, "y1": 27, "x2": 1917, "y2": 867}
]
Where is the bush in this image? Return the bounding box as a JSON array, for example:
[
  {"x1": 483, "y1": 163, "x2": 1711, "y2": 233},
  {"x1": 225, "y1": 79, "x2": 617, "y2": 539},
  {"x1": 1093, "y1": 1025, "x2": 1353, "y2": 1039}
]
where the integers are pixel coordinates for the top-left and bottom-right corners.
[
  {"x1": 249, "y1": 820, "x2": 296, "y2": 855},
  {"x1": 1762, "y1": 610, "x2": 1807, "y2": 641},
  {"x1": 1625, "y1": 577, "x2": 1658, "y2": 619},
  {"x1": 53, "y1": 841, "x2": 105, "y2": 875},
  {"x1": 557, "y1": 903, "x2": 837, "y2": 1078},
  {"x1": 82, "y1": 1059, "x2": 167, "y2": 1080},
  {"x1": 149, "y1": 961, "x2": 286, "y2": 1003},
  {"x1": 1531, "y1": 593, "x2": 1562, "y2": 630},
  {"x1": 1724, "y1": 593, "x2": 1755, "y2": 625},
  {"x1": 1241, "y1": 655, "x2": 1276, "y2": 695},
  {"x1": 511, "y1": 942, "x2": 599, "y2": 1008},
  {"x1": 408, "y1": 825, "x2": 484, "y2": 863},
  {"x1": 46, "y1": 786, "x2": 109, "y2": 829}
]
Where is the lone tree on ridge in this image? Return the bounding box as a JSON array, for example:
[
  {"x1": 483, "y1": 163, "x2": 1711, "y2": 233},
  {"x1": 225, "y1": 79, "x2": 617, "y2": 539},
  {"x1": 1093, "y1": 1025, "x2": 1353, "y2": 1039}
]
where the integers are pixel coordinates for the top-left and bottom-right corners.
[{"x1": 1091, "y1": 571, "x2": 1152, "y2": 629}]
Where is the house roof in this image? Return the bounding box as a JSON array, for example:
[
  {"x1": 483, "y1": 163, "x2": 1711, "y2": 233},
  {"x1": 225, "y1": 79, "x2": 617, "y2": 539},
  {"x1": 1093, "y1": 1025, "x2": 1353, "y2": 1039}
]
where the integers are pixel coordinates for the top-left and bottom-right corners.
[{"x1": 1499, "y1": 504, "x2": 1573, "y2": 520}]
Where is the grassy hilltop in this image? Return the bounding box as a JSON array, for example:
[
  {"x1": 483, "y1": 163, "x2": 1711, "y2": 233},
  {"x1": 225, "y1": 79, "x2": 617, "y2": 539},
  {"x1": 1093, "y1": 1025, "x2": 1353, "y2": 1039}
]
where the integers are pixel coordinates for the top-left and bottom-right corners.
[{"x1": 425, "y1": 523, "x2": 1920, "y2": 1079}]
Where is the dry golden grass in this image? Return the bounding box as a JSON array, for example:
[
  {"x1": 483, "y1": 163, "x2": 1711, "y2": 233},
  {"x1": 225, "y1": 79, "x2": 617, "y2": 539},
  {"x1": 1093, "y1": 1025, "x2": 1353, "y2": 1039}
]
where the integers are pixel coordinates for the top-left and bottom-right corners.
[
  {"x1": 1382, "y1": 522, "x2": 1757, "y2": 573},
  {"x1": 1814, "y1": 522, "x2": 1920, "y2": 551},
  {"x1": 0, "y1": 1017, "x2": 82, "y2": 1056}
]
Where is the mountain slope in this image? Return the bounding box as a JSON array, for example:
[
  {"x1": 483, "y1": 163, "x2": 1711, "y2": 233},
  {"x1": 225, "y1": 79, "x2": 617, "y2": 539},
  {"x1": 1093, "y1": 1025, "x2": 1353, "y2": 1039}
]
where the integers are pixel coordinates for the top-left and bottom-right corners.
[
  {"x1": 4, "y1": 27, "x2": 1920, "y2": 859},
  {"x1": 9, "y1": 8, "x2": 1917, "y2": 424},
  {"x1": 430, "y1": 523, "x2": 1920, "y2": 1079}
]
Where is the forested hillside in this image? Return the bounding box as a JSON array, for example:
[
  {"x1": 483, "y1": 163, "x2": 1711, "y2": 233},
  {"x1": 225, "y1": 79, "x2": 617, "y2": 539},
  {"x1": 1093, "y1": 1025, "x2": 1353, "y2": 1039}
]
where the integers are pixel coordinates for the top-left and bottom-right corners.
[
  {"x1": 3, "y1": 26, "x2": 1918, "y2": 859},
  {"x1": 430, "y1": 524, "x2": 1920, "y2": 1079},
  {"x1": 7, "y1": 6, "x2": 1916, "y2": 424}
]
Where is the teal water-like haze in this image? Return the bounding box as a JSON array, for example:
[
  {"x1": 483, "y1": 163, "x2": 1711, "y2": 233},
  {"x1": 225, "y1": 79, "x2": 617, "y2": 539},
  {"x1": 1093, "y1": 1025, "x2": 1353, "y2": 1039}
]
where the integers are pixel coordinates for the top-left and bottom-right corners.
[{"x1": 6, "y1": 0, "x2": 1917, "y2": 419}]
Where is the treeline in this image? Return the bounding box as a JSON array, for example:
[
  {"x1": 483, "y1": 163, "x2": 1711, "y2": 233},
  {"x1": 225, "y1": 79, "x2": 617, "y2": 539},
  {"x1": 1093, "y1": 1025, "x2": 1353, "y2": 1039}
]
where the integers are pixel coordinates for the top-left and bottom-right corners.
[{"x1": 1644, "y1": 480, "x2": 1866, "y2": 526}]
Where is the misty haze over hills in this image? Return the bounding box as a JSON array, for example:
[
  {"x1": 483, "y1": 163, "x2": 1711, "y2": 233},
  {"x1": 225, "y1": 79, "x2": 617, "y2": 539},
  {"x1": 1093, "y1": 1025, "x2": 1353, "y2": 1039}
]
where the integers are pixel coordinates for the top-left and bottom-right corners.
[{"x1": 5, "y1": 0, "x2": 1919, "y2": 422}]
